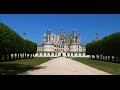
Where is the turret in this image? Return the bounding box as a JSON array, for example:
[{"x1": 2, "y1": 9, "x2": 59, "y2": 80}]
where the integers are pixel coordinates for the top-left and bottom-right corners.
[{"x1": 71, "y1": 29, "x2": 77, "y2": 44}]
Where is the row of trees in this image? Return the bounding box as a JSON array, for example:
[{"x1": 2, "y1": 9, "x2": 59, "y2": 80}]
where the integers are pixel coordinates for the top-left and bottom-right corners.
[
  {"x1": 0, "y1": 22, "x2": 37, "y2": 60},
  {"x1": 86, "y1": 32, "x2": 120, "y2": 62}
]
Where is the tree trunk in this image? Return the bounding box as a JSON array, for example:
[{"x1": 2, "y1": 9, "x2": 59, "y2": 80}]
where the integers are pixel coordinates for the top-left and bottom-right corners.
[
  {"x1": 98, "y1": 55, "x2": 101, "y2": 60},
  {"x1": 21, "y1": 53, "x2": 22, "y2": 59},
  {"x1": 118, "y1": 57, "x2": 120, "y2": 62},
  {"x1": 29, "y1": 54, "x2": 30, "y2": 58},
  {"x1": 32, "y1": 54, "x2": 33, "y2": 58},
  {"x1": 103, "y1": 56, "x2": 105, "y2": 60},
  {"x1": 118, "y1": 57, "x2": 120, "y2": 60},
  {"x1": 101, "y1": 55, "x2": 103, "y2": 60},
  {"x1": 13, "y1": 54, "x2": 14, "y2": 60},
  {"x1": 22, "y1": 53, "x2": 23, "y2": 59},
  {"x1": 13, "y1": 53, "x2": 16, "y2": 60},
  {"x1": 30, "y1": 54, "x2": 32, "y2": 58},
  {"x1": 107, "y1": 56, "x2": 108, "y2": 60},
  {"x1": 90, "y1": 55, "x2": 92, "y2": 59},
  {"x1": 16, "y1": 53, "x2": 18, "y2": 60},
  {"x1": 4, "y1": 54, "x2": 7, "y2": 60},
  {"x1": 26, "y1": 53, "x2": 27, "y2": 59},
  {"x1": 0, "y1": 54, "x2": 3, "y2": 60},
  {"x1": 104, "y1": 56, "x2": 106, "y2": 60},
  {"x1": 114, "y1": 57, "x2": 117, "y2": 62},
  {"x1": 8, "y1": 54, "x2": 11, "y2": 60},
  {"x1": 94, "y1": 55, "x2": 96, "y2": 60},
  {"x1": 110, "y1": 56, "x2": 112, "y2": 61},
  {"x1": 25, "y1": 53, "x2": 26, "y2": 59},
  {"x1": 1, "y1": 54, "x2": 3, "y2": 60},
  {"x1": 23, "y1": 53, "x2": 25, "y2": 59},
  {"x1": 19, "y1": 53, "x2": 21, "y2": 59},
  {"x1": 114, "y1": 57, "x2": 116, "y2": 60},
  {"x1": 0, "y1": 54, "x2": 1, "y2": 60}
]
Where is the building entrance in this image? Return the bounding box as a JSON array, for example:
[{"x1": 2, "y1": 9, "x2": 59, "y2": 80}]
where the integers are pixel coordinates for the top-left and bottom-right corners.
[{"x1": 61, "y1": 53, "x2": 63, "y2": 57}]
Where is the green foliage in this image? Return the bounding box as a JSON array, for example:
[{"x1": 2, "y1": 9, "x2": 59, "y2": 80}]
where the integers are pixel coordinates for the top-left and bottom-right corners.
[
  {"x1": 86, "y1": 32, "x2": 120, "y2": 61},
  {"x1": 0, "y1": 22, "x2": 37, "y2": 60}
]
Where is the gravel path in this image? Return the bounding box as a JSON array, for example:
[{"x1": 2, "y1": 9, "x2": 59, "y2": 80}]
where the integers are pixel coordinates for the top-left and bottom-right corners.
[{"x1": 23, "y1": 57, "x2": 111, "y2": 75}]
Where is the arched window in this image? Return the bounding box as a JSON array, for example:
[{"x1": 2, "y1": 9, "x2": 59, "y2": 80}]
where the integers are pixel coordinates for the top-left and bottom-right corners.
[
  {"x1": 73, "y1": 53, "x2": 74, "y2": 56},
  {"x1": 81, "y1": 53, "x2": 83, "y2": 56}
]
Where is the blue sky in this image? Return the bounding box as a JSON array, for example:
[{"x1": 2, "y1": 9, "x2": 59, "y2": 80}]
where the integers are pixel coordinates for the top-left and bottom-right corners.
[{"x1": 0, "y1": 14, "x2": 120, "y2": 45}]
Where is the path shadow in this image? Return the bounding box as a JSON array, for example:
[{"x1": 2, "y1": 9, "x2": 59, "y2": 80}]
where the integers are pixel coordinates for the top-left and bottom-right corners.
[
  {"x1": 30, "y1": 66, "x2": 47, "y2": 71},
  {"x1": 0, "y1": 63, "x2": 33, "y2": 75}
]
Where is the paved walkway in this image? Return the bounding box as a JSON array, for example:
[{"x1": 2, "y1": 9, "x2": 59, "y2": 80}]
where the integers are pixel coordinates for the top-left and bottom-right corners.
[{"x1": 23, "y1": 57, "x2": 111, "y2": 75}]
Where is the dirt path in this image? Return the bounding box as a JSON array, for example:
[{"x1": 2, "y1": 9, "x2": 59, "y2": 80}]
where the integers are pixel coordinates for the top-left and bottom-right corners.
[{"x1": 23, "y1": 57, "x2": 111, "y2": 75}]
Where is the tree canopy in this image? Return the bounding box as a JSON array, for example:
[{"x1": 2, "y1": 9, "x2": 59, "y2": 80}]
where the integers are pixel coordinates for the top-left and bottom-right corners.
[
  {"x1": 0, "y1": 22, "x2": 37, "y2": 60},
  {"x1": 86, "y1": 32, "x2": 120, "y2": 62}
]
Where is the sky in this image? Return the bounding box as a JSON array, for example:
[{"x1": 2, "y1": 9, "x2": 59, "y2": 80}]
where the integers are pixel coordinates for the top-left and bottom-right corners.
[{"x1": 0, "y1": 14, "x2": 120, "y2": 45}]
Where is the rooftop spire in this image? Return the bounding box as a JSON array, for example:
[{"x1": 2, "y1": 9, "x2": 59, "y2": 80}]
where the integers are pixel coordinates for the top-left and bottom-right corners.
[
  {"x1": 96, "y1": 33, "x2": 99, "y2": 40},
  {"x1": 23, "y1": 33, "x2": 27, "y2": 40},
  {"x1": 60, "y1": 28, "x2": 64, "y2": 32},
  {"x1": 74, "y1": 28, "x2": 77, "y2": 32},
  {"x1": 47, "y1": 28, "x2": 51, "y2": 35},
  {"x1": 47, "y1": 28, "x2": 50, "y2": 32}
]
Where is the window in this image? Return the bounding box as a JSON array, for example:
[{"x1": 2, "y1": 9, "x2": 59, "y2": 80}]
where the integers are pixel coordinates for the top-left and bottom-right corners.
[
  {"x1": 73, "y1": 53, "x2": 74, "y2": 56},
  {"x1": 50, "y1": 52, "x2": 51, "y2": 56},
  {"x1": 81, "y1": 53, "x2": 83, "y2": 56},
  {"x1": 38, "y1": 53, "x2": 40, "y2": 55}
]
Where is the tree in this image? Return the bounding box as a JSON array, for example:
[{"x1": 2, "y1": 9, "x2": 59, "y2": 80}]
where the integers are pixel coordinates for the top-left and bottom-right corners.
[
  {"x1": 0, "y1": 22, "x2": 37, "y2": 61},
  {"x1": 86, "y1": 32, "x2": 120, "y2": 62}
]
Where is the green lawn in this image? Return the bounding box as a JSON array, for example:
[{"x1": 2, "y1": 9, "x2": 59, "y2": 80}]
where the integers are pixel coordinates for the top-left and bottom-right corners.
[
  {"x1": 72, "y1": 57, "x2": 120, "y2": 75},
  {"x1": 0, "y1": 57, "x2": 51, "y2": 75}
]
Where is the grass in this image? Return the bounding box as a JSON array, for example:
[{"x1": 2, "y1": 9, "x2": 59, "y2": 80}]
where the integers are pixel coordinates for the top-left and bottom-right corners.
[
  {"x1": 72, "y1": 57, "x2": 120, "y2": 75},
  {"x1": 0, "y1": 57, "x2": 51, "y2": 75}
]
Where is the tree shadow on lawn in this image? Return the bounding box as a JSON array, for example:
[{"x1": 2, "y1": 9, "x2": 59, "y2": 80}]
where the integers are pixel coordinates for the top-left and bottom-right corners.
[
  {"x1": 0, "y1": 63, "x2": 33, "y2": 75},
  {"x1": 0, "y1": 63, "x2": 48, "y2": 75},
  {"x1": 19, "y1": 66, "x2": 48, "y2": 75},
  {"x1": 0, "y1": 58, "x2": 34, "y2": 62},
  {"x1": 31, "y1": 66, "x2": 47, "y2": 70}
]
